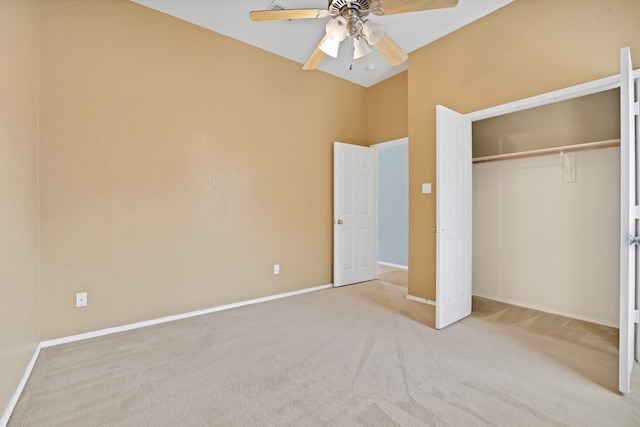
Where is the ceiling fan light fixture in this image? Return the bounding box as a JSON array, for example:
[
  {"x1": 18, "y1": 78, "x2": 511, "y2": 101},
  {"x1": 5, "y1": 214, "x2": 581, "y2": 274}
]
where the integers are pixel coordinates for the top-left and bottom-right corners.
[
  {"x1": 325, "y1": 16, "x2": 348, "y2": 42},
  {"x1": 319, "y1": 36, "x2": 341, "y2": 58},
  {"x1": 353, "y1": 37, "x2": 372, "y2": 59},
  {"x1": 250, "y1": 0, "x2": 458, "y2": 71},
  {"x1": 362, "y1": 20, "x2": 386, "y2": 45}
]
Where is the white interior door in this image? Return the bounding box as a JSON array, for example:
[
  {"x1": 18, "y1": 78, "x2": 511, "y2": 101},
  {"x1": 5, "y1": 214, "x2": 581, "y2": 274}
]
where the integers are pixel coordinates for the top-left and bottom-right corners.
[
  {"x1": 436, "y1": 105, "x2": 473, "y2": 329},
  {"x1": 619, "y1": 46, "x2": 639, "y2": 394},
  {"x1": 334, "y1": 142, "x2": 376, "y2": 287}
]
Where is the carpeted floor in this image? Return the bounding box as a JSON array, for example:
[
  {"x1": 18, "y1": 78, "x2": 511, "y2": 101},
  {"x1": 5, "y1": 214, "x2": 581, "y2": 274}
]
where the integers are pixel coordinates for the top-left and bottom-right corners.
[
  {"x1": 377, "y1": 264, "x2": 408, "y2": 288},
  {"x1": 8, "y1": 281, "x2": 640, "y2": 426}
]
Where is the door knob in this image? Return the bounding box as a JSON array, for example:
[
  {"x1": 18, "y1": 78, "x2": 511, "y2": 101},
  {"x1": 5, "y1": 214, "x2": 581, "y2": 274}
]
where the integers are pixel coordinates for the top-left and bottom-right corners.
[
  {"x1": 630, "y1": 235, "x2": 640, "y2": 246},
  {"x1": 337, "y1": 219, "x2": 343, "y2": 225}
]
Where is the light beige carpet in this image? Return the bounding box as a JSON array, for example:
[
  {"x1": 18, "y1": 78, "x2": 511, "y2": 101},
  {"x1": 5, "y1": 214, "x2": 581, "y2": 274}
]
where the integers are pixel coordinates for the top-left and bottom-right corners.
[
  {"x1": 8, "y1": 281, "x2": 640, "y2": 426},
  {"x1": 377, "y1": 265, "x2": 408, "y2": 288}
]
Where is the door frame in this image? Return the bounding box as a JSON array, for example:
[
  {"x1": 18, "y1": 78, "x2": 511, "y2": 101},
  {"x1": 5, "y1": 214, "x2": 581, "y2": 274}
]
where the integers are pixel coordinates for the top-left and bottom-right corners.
[
  {"x1": 440, "y1": 73, "x2": 636, "y2": 310},
  {"x1": 333, "y1": 138, "x2": 409, "y2": 286}
]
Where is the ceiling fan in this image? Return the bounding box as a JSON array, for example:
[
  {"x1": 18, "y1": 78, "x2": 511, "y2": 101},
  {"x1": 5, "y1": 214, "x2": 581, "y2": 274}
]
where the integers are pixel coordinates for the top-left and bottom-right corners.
[{"x1": 249, "y1": 0, "x2": 459, "y2": 70}]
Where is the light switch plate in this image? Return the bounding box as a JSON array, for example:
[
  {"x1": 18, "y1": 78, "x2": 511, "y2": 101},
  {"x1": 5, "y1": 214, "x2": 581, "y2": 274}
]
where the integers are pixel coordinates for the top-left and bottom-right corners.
[{"x1": 422, "y1": 183, "x2": 432, "y2": 194}]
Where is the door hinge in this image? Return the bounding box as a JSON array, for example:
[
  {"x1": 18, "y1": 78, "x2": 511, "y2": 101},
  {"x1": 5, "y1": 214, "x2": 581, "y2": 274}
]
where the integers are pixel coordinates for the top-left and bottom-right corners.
[
  {"x1": 634, "y1": 309, "x2": 640, "y2": 325},
  {"x1": 634, "y1": 101, "x2": 639, "y2": 116},
  {"x1": 634, "y1": 206, "x2": 640, "y2": 220}
]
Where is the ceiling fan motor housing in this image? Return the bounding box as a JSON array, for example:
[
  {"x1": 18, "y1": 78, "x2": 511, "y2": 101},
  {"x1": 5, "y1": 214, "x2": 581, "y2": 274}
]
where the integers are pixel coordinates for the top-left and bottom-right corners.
[
  {"x1": 329, "y1": 0, "x2": 376, "y2": 19},
  {"x1": 329, "y1": 0, "x2": 382, "y2": 38}
]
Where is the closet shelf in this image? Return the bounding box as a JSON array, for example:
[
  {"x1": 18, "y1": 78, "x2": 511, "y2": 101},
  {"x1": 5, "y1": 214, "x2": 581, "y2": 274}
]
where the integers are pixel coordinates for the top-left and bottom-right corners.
[{"x1": 472, "y1": 139, "x2": 621, "y2": 164}]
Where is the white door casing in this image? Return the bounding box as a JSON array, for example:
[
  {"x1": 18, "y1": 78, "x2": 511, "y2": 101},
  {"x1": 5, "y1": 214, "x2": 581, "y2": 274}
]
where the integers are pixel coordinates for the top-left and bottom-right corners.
[
  {"x1": 436, "y1": 105, "x2": 473, "y2": 329},
  {"x1": 334, "y1": 142, "x2": 376, "y2": 287},
  {"x1": 619, "y1": 46, "x2": 639, "y2": 394}
]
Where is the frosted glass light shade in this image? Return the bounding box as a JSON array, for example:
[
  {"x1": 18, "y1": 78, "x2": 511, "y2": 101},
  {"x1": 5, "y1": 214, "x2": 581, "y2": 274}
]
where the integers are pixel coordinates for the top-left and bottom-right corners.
[
  {"x1": 362, "y1": 20, "x2": 385, "y2": 45},
  {"x1": 325, "y1": 16, "x2": 348, "y2": 42},
  {"x1": 353, "y1": 37, "x2": 372, "y2": 59},
  {"x1": 319, "y1": 37, "x2": 340, "y2": 58}
]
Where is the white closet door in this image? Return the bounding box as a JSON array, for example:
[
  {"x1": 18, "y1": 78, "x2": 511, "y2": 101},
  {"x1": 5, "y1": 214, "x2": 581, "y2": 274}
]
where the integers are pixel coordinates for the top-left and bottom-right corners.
[
  {"x1": 619, "y1": 46, "x2": 639, "y2": 394},
  {"x1": 436, "y1": 105, "x2": 473, "y2": 329}
]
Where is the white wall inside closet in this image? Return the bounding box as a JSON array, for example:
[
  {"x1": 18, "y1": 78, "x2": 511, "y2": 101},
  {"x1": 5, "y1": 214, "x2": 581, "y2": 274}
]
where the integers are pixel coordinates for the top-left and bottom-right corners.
[{"x1": 472, "y1": 89, "x2": 620, "y2": 326}]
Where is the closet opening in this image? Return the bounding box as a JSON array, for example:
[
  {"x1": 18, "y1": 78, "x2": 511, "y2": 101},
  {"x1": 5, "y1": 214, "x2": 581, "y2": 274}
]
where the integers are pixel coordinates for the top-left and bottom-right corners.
[{"x1": 471, "y1": 88, "x2": 621, "y2": 327}]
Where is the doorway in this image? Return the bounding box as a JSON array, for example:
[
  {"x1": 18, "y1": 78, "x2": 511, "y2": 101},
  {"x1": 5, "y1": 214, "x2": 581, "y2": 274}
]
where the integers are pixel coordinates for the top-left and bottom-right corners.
[
  {"x1": 332, "y1": 139, "x2": 408, "y2": 288},
  {"x1": 374, "y1": 138, "x2": 408, "y2": 288}
]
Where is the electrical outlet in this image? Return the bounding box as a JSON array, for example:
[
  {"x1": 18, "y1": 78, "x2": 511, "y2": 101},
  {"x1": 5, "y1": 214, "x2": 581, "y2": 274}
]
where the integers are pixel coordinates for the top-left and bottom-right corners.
[
  {"x1": 76, "y1": 292, "x2": 87, "y2": 307},
  {"x1": 273, "y1": 264, "x2": 280, "y2": 275}
]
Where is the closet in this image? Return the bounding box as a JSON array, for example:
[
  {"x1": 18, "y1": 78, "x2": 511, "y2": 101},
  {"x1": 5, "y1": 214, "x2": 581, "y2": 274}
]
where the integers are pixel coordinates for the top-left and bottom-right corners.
[{"x1": 471, "y1": 89, "x2": 620, "y2": 327}]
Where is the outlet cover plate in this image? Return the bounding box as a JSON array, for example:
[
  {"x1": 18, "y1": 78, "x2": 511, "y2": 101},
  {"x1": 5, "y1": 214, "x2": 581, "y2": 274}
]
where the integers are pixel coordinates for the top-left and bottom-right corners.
[{"x1": 76, "y1": 292, "x2": 87, "y2": 307}]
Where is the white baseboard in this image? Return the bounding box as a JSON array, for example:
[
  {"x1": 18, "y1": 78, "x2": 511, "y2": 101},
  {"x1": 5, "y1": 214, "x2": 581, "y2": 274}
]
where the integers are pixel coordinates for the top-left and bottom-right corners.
[
  {"x1": 2, "y1": 283, "x2": 333, "y2": 425},
  {"x1": 1, "y1": 344, "x2": 41, "y2": 427},
  {"x1": 406, "y1": 294, "x2": 436, "y2": 306},
  {"x1": 378, "y1": 261, "x2": 408, "y2": 270},
  {"x1": 472, "y1": 292, "x2": 619, "y2": 328},
  {"x1": 41, "y1": 283, "x2": 333, "y2": 348}
]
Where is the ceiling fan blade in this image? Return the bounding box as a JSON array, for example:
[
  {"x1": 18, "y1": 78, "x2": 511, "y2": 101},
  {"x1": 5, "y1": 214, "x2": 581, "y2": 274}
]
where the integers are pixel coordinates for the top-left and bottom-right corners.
[
  {"x1": 372, "y1": 34, "x2": 408, "y2": 66},
  {"x1": 302, "y1": 35, "x2": 329, "y2": 70},
  {"x1": 381, "y1": 0, "x2": 458, "y2": 16},
  {"x1": 249, "y1": 9, "x2": 327, "y2": 21}
]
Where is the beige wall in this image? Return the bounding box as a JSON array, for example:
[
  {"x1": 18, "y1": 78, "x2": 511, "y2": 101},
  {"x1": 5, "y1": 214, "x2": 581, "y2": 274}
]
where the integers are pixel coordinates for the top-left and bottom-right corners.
[
  {"x1": 366, "y1": 71, "x2": 408, "y2": 144},
  {"x1": 0, "y1": 0, "x2": 40, "y2": 415},
  {"x1": 38, "y1": 0, "x2": 367, "y2": 339},
  {"x1": 408, "y1": 0, "x2": 640, "y2": 300}
]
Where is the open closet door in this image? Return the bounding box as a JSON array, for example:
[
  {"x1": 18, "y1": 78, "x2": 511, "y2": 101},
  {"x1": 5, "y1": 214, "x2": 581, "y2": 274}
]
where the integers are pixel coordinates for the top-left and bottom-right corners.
[
  {"x1": 435, "y1": 105, "x2": 473, "y2": 329},
  {"x1": 333, "y1": 142, "x2": 376, "y2": 287},
  {"x1": 619, "y1": 46, "x2": 639, "y2": 394}
]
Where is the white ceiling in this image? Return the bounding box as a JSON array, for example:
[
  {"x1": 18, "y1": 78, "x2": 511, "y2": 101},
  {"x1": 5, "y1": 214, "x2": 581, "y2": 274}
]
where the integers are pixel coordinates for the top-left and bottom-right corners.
[{"x1": 131, "y1": 0, "x2": 514, "y2": 87}]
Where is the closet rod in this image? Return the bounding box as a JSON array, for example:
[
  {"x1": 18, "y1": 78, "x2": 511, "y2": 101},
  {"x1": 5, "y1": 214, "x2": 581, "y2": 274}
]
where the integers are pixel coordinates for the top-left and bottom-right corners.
[{"x1": 472, "y1": 139, "x2": 621, "y2": 164}]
